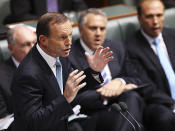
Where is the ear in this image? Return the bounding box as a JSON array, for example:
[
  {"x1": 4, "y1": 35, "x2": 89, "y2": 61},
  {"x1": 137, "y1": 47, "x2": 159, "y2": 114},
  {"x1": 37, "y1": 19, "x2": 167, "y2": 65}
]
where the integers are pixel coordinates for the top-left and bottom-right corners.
[
  {"x1": 78, "y1": 26, "x2": 83, "y2": 36},
  {"x1": 8, "y1": 44, "x2": 14, "y2": 52},
  {"x1": 39, "y1": 35, "x2": 48, "y2": 48}
]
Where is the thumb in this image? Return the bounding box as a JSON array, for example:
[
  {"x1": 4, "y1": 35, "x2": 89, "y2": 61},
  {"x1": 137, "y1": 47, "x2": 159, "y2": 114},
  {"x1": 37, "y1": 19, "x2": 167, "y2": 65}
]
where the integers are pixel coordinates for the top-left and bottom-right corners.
[{"x1": 85, "y1": 52, "x2": 91, "y2": 62}]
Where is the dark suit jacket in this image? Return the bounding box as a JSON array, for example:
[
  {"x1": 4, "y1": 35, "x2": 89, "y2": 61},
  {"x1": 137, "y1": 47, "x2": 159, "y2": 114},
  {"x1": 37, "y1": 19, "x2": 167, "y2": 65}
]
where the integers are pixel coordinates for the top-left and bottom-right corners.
[
  {"x1": 126, "y1": 28, "x2": 175, "y2": 106},
  {"x1": 69, "y1": 39, "x2": 143, "y2": 84},
  {"x1": 4, "y1": 0, "x2": 87, "y2": 24},
  {"x1": 68, "y1": 39, "x2": 145, "y2": 111},
  {"x1": 11, "y1": 44, "x2": 100, "y2": 131},
  {"x1": 0, "y1": 57, "x2": 16, "y2": 118}
]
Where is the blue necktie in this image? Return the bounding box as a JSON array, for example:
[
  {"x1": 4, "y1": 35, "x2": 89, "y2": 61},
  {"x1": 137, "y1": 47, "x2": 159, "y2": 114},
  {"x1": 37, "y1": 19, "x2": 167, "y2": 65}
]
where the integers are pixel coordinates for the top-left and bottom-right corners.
[
  {"x1": 101, "y1": 68, "x2": 110, "y2": 85},
  {"x1": 47, "y1": 0, "x2": 58, "y2": 12},
  {"x1": 56, "y1": 58, "x2": 63, "y2": 94},
  {"x1": 154, "y1": 38, "x2": 175, "y2": 99}
]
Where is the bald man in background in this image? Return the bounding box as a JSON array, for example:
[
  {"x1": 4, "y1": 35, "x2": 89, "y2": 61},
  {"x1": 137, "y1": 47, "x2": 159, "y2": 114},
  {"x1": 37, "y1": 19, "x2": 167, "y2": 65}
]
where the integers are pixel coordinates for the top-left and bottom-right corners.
[{"x1": 0, "y1": 25, "x2": 36, "y2": 122}]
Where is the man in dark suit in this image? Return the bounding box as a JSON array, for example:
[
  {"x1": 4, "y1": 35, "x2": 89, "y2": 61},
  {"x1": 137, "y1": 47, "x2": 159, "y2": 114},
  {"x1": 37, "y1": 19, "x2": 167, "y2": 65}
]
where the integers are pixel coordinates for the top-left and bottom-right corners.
[
  {"x1": 126, "y1": 0, "x2": 175, "y2": 131},
  {"x1": 0, "y1": 25, "x2": 36, "y2": 119},
  {"x1": 68, "y1": 8, "x2": 145, "y2": 131},
  {"x1": 11, "y1": 12, "x2": 113, "y2": 131},
  {"x1": 4, "y1": 0, "x2": 87, "y2": 24}
]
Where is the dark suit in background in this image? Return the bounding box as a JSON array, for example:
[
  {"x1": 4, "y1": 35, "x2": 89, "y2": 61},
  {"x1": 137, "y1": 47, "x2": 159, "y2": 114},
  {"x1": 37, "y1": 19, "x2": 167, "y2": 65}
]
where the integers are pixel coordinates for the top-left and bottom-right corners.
[
  {"x1": 4, "y1": 0, "x2": 87, "y2": 24},
  {"x1": 0, "y1": 57, "x2": 16, "y2": 118},
  {"x1": 12, "y1": 45, "x2": 100, "y2": 131},
  {"x1": 162, "y1": 0, "x2": 175, "y2": 8},
  {"x1": 69, "y1": 39, "x2": 145, "y2": 131},
  {"x1": 126, "y1": 28, "x2": 175, "y2": 131}
]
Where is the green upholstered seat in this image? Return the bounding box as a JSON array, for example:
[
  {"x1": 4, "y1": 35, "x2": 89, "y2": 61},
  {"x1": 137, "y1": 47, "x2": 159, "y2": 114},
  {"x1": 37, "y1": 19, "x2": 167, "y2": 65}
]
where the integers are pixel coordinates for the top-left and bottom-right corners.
[
  {"x1": 0, "y1": 8, "x2": 175, "y2": 63},
  {"x1": 164, "y1": 7, "x2": 175, "y2": 28},
  {"x1": 0, "y1": 40, "x2": 11, "y2": 63}
]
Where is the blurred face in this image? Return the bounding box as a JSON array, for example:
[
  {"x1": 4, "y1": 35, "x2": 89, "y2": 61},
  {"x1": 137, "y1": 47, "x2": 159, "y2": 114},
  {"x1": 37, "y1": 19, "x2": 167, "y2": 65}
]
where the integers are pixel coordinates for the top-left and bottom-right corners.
[
  {"x1": 9, "y1": 27, "x2": 36, "y2": 62},
  {"x1": 139, "y1": 0, "x2": 165, "y2": 38},
  {"x1": 79, "y1": 13, "x2": 106, "y2": 51},
  {"x1": 39, "y1": 20, "x2": 72, "y2": 58}
]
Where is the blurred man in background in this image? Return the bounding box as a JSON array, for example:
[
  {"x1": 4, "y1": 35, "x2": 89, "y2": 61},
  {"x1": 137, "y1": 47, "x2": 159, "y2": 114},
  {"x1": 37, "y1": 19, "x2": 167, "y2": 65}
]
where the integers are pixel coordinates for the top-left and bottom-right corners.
[
  {"x1": 126, "y1": 0, "x2": 175, "y2": 130},
  {"x1": 0, "y1": 25, "x2": 36, "y2": 130}
]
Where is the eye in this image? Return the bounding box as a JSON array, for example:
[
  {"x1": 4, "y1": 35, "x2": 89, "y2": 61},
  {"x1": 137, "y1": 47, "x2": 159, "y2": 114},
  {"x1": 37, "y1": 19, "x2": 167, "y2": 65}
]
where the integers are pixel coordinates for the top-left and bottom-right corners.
[
  {"x1": 100, "y1": 27, "x2": 106, "y2": 31},
  {"x1": 89, "y1": 26, "x2": 97, "y2": 31},
  {"x1": 59, "y1": 35, "x2": 67, "y2": 40}
]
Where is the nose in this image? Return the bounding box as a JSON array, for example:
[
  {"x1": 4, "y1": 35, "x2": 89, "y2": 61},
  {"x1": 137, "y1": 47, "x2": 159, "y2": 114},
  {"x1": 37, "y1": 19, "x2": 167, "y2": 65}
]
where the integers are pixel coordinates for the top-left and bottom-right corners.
[
  {"x1": 153, "y1": 16, "x2": 158, "y2": 25},
  {"x1": 96, "y1": 28, "x2": 101, "y2": 36}
]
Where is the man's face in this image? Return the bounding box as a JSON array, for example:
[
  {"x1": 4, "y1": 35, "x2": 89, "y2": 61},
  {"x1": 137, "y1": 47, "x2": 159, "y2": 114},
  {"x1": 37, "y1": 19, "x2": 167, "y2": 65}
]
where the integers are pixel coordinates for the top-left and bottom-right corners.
[
  {"x1": 41, "y1": 20, "x2": 72, "y2": 58},
  {"x1": 79, "y1": 13, "x2": 106, "y2": 51},
  {"x1": 9, "y1": 27, "x2": 36, "y2": 62},
  {"x1": 139, "y1": 0, "x2": 165, "y2": 38}
]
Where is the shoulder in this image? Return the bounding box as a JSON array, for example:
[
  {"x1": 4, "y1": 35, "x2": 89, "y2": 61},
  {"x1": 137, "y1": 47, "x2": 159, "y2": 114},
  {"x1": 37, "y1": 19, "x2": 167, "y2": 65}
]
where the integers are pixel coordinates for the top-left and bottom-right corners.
[{"x1": 163, "y1": 27, "x2": 175, "y2": 36}]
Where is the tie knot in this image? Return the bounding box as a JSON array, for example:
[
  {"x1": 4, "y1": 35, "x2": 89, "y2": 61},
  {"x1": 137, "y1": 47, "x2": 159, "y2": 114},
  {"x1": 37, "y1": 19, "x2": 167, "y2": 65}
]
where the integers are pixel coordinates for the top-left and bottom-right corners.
[
  {"x1": 153, "y1": 38, "x2": 160, "y2": 46},
  {"x1": 56, "y1": 58, "x2": 61, "y2": 67}
]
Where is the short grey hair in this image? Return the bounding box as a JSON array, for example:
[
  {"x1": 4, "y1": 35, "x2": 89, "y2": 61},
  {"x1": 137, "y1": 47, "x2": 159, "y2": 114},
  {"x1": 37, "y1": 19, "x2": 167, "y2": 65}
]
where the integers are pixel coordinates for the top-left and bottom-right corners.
[
  {"x1": 7, "y1": 27, "x2": 16, "y2": 45},
  {"x1": 78, "y1": 8, "x2": 107, "y2": 28}
]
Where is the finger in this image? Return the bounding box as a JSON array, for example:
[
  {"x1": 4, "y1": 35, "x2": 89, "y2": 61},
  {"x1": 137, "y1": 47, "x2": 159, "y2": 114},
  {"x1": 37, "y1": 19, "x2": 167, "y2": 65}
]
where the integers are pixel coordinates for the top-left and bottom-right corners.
[
  {"x1": 96, "y1": 87, "x2": 103, "y2": 92},
  {"x1": 104, "y1": 56, "x2": 114, "y2": 63},
  {"x1": 75, "y1": 74, "x2": 86, "y2": 86},
  {"x1": 104, "y1": 51, "x2": 113, "y2": 58},
  {"x1": 74, "y1": 71, "x2": 84, "y2": 80},
  {"x1": 69, "y1": 69, "x2": 79, "y2": 78},
  {"x1": 101, "y1": 47, "x2": 110, "y2": 55},
  {"x1": 95, "y1": 46, "x2": 103, "y2": 55},
  {"x1": 77, "y1": 82, "x2": 86, "y2": 91}
]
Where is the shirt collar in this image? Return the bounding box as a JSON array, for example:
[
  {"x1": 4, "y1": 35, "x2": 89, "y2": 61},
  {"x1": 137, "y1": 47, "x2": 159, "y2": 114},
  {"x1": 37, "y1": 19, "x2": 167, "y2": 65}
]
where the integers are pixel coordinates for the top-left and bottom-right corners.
[
  {"x1": 80, "y1": 38, "x2": 94, "y2": 56},
  {"x1": 12, "y1": 56, "x2": 19, "y2": 67},
  {"x1": 141, "y1": 29, "x2": 163, "y2": 45},
  {"x1": 36, "y1": 43, "x2": 57, "y2": 68}
]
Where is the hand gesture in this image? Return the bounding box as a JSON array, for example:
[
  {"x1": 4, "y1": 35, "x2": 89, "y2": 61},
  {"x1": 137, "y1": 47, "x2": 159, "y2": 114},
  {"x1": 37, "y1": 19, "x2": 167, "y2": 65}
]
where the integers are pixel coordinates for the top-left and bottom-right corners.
[
  {"x1": 85, "y1": 46, "x2": 114, "y2": 72},
  {"x1": 64, "y1": 69, "x2": 86, "y2": 103},
  {"x1": 96, "y1": 79, "x2": 125, "y2": 98}
]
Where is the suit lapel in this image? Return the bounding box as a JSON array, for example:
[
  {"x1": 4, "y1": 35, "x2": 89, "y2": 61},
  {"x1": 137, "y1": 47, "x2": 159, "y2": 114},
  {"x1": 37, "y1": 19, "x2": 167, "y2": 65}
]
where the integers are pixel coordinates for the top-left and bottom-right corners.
[
  {"x1": 138, "y1": 32, "x2": 166, "y2": 74},
  {"x1": 32, "y1": 45, "x2": 62, "y2": 95},
  {"x1": 103, "y1": 40, "x2": 121, "y2": 78},
  {"x1": 162, "y1": 29, "x2": 175, "y2": 71},
  {"x1": 71, "y1": 40, "x2": 89, "y2": 69}
]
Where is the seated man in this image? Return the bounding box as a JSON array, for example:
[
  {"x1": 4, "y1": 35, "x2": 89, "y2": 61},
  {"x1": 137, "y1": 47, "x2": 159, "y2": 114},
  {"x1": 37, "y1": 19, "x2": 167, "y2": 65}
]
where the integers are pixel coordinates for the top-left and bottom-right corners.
[
  {"x1": 0, "y1": 25, "x2": 36, "y2": 130},
  {"x1": 126, "y1": 0, "x2": 175, "y2": 130},
  {"x1": 69, "y1": 8, "x2": 145, "y2": 131}
]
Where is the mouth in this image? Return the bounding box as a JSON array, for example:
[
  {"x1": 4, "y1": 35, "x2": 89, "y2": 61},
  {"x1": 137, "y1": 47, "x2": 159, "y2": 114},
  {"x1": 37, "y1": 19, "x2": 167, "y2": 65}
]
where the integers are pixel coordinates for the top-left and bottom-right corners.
[
  {"x1": 64, "y1": 48, "x2": 71, "y2": 52},
  {"x1": 94, "y1": 39, "x2": 102, "y2": 44},
  {"x1": 152, "y1": 27, "x2": 160, "y2": 33}
]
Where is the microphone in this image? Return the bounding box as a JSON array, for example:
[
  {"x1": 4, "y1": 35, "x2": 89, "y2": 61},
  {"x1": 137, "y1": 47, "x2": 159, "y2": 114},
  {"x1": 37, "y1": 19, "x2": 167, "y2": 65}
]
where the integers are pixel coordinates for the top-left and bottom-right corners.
[
  {"x1": 111, "y1": 103, "x2": 136, "y2": 131},
  {"x1": 118, "y1": 102, "x2": 142, "y2": 129}
]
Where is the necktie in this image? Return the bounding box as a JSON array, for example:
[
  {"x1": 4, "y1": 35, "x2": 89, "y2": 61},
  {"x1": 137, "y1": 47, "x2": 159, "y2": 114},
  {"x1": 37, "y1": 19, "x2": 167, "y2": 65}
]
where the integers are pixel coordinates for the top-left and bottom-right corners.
[
  {"x1": 154, "y1": 38, "x2": 175, "y2": 99},
  {"x1": 56, "y1": 58, "x2": 63, "y2": 94},
  {"x1": 101, "y1": 68, "x2": 110, "y2": 85},
  {"x1": 47, "y1": 0, "x2": 58, "y2": 12}
]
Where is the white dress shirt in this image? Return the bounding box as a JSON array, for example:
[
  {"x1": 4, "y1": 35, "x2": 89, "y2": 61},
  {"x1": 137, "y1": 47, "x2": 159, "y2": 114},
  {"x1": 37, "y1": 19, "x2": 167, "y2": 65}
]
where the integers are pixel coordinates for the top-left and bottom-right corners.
[
  {"x1": 141, "y1": 29, "x2": 170, "y2": 59},
  {"x1": 36, "y1": 44, "x2": 57, "y2": 77}
]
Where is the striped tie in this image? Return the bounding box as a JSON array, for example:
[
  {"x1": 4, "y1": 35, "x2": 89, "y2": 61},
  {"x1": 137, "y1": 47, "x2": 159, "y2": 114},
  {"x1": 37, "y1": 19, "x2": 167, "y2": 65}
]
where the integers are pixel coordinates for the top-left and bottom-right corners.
[{"x1": 101, "y1": 68, "x2": 110, "y2": 85}]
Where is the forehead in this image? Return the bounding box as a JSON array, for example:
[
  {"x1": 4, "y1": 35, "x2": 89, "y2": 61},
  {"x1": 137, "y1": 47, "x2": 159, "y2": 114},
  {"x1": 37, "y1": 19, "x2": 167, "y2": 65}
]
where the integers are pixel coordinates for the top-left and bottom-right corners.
[
  {"x1": 85, "y1": 13, "x2": 106, "y2": 26},
  {"x1": 141, "y1": 1, "x2": 164, "y2": 15},
  {"x1": 15, "y1": 27, "x2": 36, "y2": 42},
  {"x1": 49, "y1": 21, "x2": 72, "y2": 35}
]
